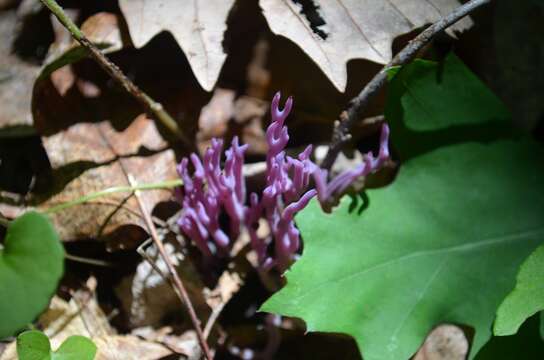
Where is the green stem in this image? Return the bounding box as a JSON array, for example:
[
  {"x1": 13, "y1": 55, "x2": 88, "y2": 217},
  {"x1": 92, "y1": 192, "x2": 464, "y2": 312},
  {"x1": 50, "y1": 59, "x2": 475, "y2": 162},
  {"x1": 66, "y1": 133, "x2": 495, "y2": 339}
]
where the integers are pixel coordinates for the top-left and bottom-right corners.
[
  {"x1": 65, "y1": 253, "x2": 114, "y2": 267},
  {"x1": 40, "y1": 0, "x2": 85, "y2": 41},
  {"x1": 43, "y1": 179, "x2": 182, "y2": 214}
]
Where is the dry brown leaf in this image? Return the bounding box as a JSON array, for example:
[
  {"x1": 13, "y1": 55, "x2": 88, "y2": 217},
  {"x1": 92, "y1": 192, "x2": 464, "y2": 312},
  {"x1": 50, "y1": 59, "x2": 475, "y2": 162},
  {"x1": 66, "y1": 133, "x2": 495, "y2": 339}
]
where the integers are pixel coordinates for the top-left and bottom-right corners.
[
  {"x1": 413, "y1": 324, "x2": 469, "y2": 360},
  {"x1": 132, "y1": 327, "x2": 199, "y2": 358},
  {"x1": 44, "y1": 11, "x2": 124, "y2": 97},
  {"x1": 116, "y1": 238, "x2": 242, "y2": 330},
  {"x1": 119, "y1": 0, "x2": 235, "y2": 91},
  {"x1": 0, "y1": 10, "x2": 40, "y2": 130},
  {"x1": 34, "y1": 115, "x2": 178, "y2": 241},
  {"x1": 116, "y1": 241, "x2": 211, "y2": 328},
  {"x1": 93, "y1": 335, "x2": 173, "y2": 360},
  {"x1": 196, "y1": 89, "x2": 269, "y2": 157},
  {"x1": 49, "y1": 11, "x2": 123, "y2": 59},
  {"x1": 197, "y1": 88, "x2": 236, "y2": 148},
  {"x1": 260, "y1": 0, "x2": 472, "y2": 91},
  {"x1": 118, "y1": 0, "x2": 473, "y2": 93}
]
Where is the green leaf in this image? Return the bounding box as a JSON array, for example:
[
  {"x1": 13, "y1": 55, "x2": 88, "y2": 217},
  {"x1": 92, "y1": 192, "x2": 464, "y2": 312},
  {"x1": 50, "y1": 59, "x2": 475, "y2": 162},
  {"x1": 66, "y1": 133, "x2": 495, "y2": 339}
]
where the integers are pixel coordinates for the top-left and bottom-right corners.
[
  {"x1": 494, "y1": 244, "x2": 544, "y2": 335},
  {"x1": 262, "y1": 55, "x2": 544, "y2": 360},
  {"x1": 0, "y1": 212, "x2": 64, "y2": 338},
  {"x1": 16, "y1": 331, "x2": 51, "y2": 360},
  {"x1": 263, "y1": 140, "x2": 544, "y2": 360},
  {"x1": 52, "y1": 336, "x2": 97, "y2": 360},
  {"x1": 385, "y1": 53, "x2": 512, "y2": 160},
  {"x1": 476, "y1": 314, "x2": 544, "y2": 359},
  {"x1": 17, "y1": 331, "x2": 96, "y2": 360},
  {"x1": 38, "y1": 44, "x2": 112, "y2": 82}
]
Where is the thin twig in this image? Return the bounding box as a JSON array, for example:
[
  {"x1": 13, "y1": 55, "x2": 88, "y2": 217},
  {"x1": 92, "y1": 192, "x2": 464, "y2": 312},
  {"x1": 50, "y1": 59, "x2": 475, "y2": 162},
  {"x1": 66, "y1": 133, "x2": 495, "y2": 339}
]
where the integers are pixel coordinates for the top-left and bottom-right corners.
[
  {"x1": 321, "y1": 0, "x2": 492, "y2": 171},
  {"x1": 203, "y1": 303, "x2": 225, "y2": 340},
  {"x1": 64, "y1": 253, "x2": 114, "y2": 267},
  {"x1": 136, "y1": 238, "x2": 172, "y2": 285},
  {"x1": 128, "y1": 175, "x2": 213, "y2": 360},
  {"x1": 39, "y1": 0, "x2": 193, "y2": 148}
]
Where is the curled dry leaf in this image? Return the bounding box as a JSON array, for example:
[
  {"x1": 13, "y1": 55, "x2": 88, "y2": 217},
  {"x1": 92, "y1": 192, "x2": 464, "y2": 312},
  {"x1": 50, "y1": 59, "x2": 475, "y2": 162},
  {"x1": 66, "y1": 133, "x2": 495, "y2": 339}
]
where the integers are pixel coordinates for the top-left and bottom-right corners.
[
  {"x1": 34, "y1": 115, "x2": 178, "y2": 241},
  {"x1": 119, "y1": 0, "x2": 236, "y2": 91},
  {"x1": 260, "y1": 0, "x2": 472, "y2": 91}
]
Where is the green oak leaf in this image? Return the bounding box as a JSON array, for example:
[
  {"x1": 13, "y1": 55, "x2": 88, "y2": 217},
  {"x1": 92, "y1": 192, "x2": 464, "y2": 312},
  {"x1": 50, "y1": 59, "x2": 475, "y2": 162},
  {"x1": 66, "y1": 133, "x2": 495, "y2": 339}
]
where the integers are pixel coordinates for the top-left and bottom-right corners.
[
  {"x1": 386, "y1": 53, "x2": 512, "y2": 160},
  {"x1": 494, "y1": 244, "x2": 544, "y2": 335},
  {"x1": 17, "y1": 330, "x2": 96, "y2": 360},
  {"x1": 262, "y1": 140, "x2": 544, "y2": 360},
  {"x1": 262, "y1": 54, "x2": 544, "y2": 360},
  {"x1": 0, "y1": 212, "x2": 64, "y2": 338}
]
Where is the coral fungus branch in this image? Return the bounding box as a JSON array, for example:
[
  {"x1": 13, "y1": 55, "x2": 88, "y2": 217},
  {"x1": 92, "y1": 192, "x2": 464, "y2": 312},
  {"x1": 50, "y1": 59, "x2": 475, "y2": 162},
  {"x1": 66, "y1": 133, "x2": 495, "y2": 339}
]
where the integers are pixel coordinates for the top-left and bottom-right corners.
[{"x1": 177, "y1": 93, "x2": 390, "y2": 271}]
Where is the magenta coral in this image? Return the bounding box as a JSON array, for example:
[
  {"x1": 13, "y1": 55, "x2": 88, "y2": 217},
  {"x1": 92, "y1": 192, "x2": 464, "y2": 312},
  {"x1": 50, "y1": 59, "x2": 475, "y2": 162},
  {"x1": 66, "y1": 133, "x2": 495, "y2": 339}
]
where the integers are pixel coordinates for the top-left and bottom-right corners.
[{"x1": 177, "y1": 92, "x2": 390, "y2": 271}]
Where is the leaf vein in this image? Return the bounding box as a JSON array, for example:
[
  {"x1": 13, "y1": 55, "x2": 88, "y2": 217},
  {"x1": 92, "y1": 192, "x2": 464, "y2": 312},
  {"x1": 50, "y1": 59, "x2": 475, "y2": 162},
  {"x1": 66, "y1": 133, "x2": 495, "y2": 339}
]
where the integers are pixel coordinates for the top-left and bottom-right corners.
[{"x1": 292, "y1": 227, "x2": 544, "y2": 303}]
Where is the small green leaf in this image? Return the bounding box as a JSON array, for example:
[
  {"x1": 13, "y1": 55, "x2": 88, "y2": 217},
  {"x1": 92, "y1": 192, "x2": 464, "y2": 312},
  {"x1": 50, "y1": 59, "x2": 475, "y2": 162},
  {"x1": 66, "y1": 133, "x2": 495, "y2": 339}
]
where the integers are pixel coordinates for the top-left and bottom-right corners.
[
  {"x1": 0, "y1": 212, "x2": 64, "y2": 338},
  {"x1": 494, "y1": 244, "x2": 544, "y2": 335},
  {"x1": 17, "y1": 331, "x2": 96, "y2": 360},
  {"x1": 17, "y1": 331, "x2": 51, "y2": 360},
  {"x1": 52, "y1": 335, "x2": 96, "y2": 360}
]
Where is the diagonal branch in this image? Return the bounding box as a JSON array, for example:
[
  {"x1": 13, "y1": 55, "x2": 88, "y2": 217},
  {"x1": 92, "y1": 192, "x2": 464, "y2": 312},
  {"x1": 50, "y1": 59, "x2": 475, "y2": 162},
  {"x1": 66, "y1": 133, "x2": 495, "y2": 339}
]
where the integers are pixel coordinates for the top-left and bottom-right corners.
[
  {"x1": 321, "y1": 0, "x2": 492, "y2": 171},
  {"x1": 40, "y1": 0, "x2": 194, "y2": 149},
  {"x1": 129, "y1": 175, "x2": 213, "y2": 360}
]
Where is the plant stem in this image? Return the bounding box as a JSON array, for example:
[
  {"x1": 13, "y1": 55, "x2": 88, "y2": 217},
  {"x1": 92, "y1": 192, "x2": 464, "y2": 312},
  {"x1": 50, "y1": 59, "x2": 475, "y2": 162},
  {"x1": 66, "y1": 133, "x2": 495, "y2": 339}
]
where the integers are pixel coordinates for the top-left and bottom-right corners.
[
  {"x1": 321, "y1": 0, "x2": 492, "y2": 171},
  {"x1": 39, "y1": 0, "x2": 194, "y2": 149},
  {"x1": 64, "y1": 253, "x2": 114, "y2": 267},
  {"x1": 43, "y1": 179, "x2": 182, "y2": 214},
  {"x1": 128, "y1": 175, "x2": 213, "y2": 360}
]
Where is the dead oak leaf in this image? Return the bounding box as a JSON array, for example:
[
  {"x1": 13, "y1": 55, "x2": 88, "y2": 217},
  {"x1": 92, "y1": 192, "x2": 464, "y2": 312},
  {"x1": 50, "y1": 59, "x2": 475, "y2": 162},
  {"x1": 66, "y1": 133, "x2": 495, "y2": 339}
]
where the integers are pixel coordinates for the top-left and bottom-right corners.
[
  {"x1": 35, "y1": 115, "x2": 178, "y2": 241},
  {"x1": 118, "y1": 0, "x2": 471, "y2": 93},
  {"x1": 119, "y1": 0, "x2": 236, "y2": 91},
  {"x1": 260, "y1": 0, "x2": 472, "y2": 91}
]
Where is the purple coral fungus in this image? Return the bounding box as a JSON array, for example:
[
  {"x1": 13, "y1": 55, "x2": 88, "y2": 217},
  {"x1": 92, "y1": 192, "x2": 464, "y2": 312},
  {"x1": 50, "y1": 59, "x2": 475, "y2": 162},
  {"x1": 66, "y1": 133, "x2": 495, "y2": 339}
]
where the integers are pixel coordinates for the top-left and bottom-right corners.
[{"x1": 177, "y1": 92, "x2": 390, "y2": 271}]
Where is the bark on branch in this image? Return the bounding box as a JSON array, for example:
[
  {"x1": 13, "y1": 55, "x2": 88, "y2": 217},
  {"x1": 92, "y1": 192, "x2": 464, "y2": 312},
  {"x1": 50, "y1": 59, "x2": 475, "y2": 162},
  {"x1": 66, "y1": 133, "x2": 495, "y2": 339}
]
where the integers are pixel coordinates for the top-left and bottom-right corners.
[{"x1": 321, "y1": 0, "x2": 492, "y2": 171}]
